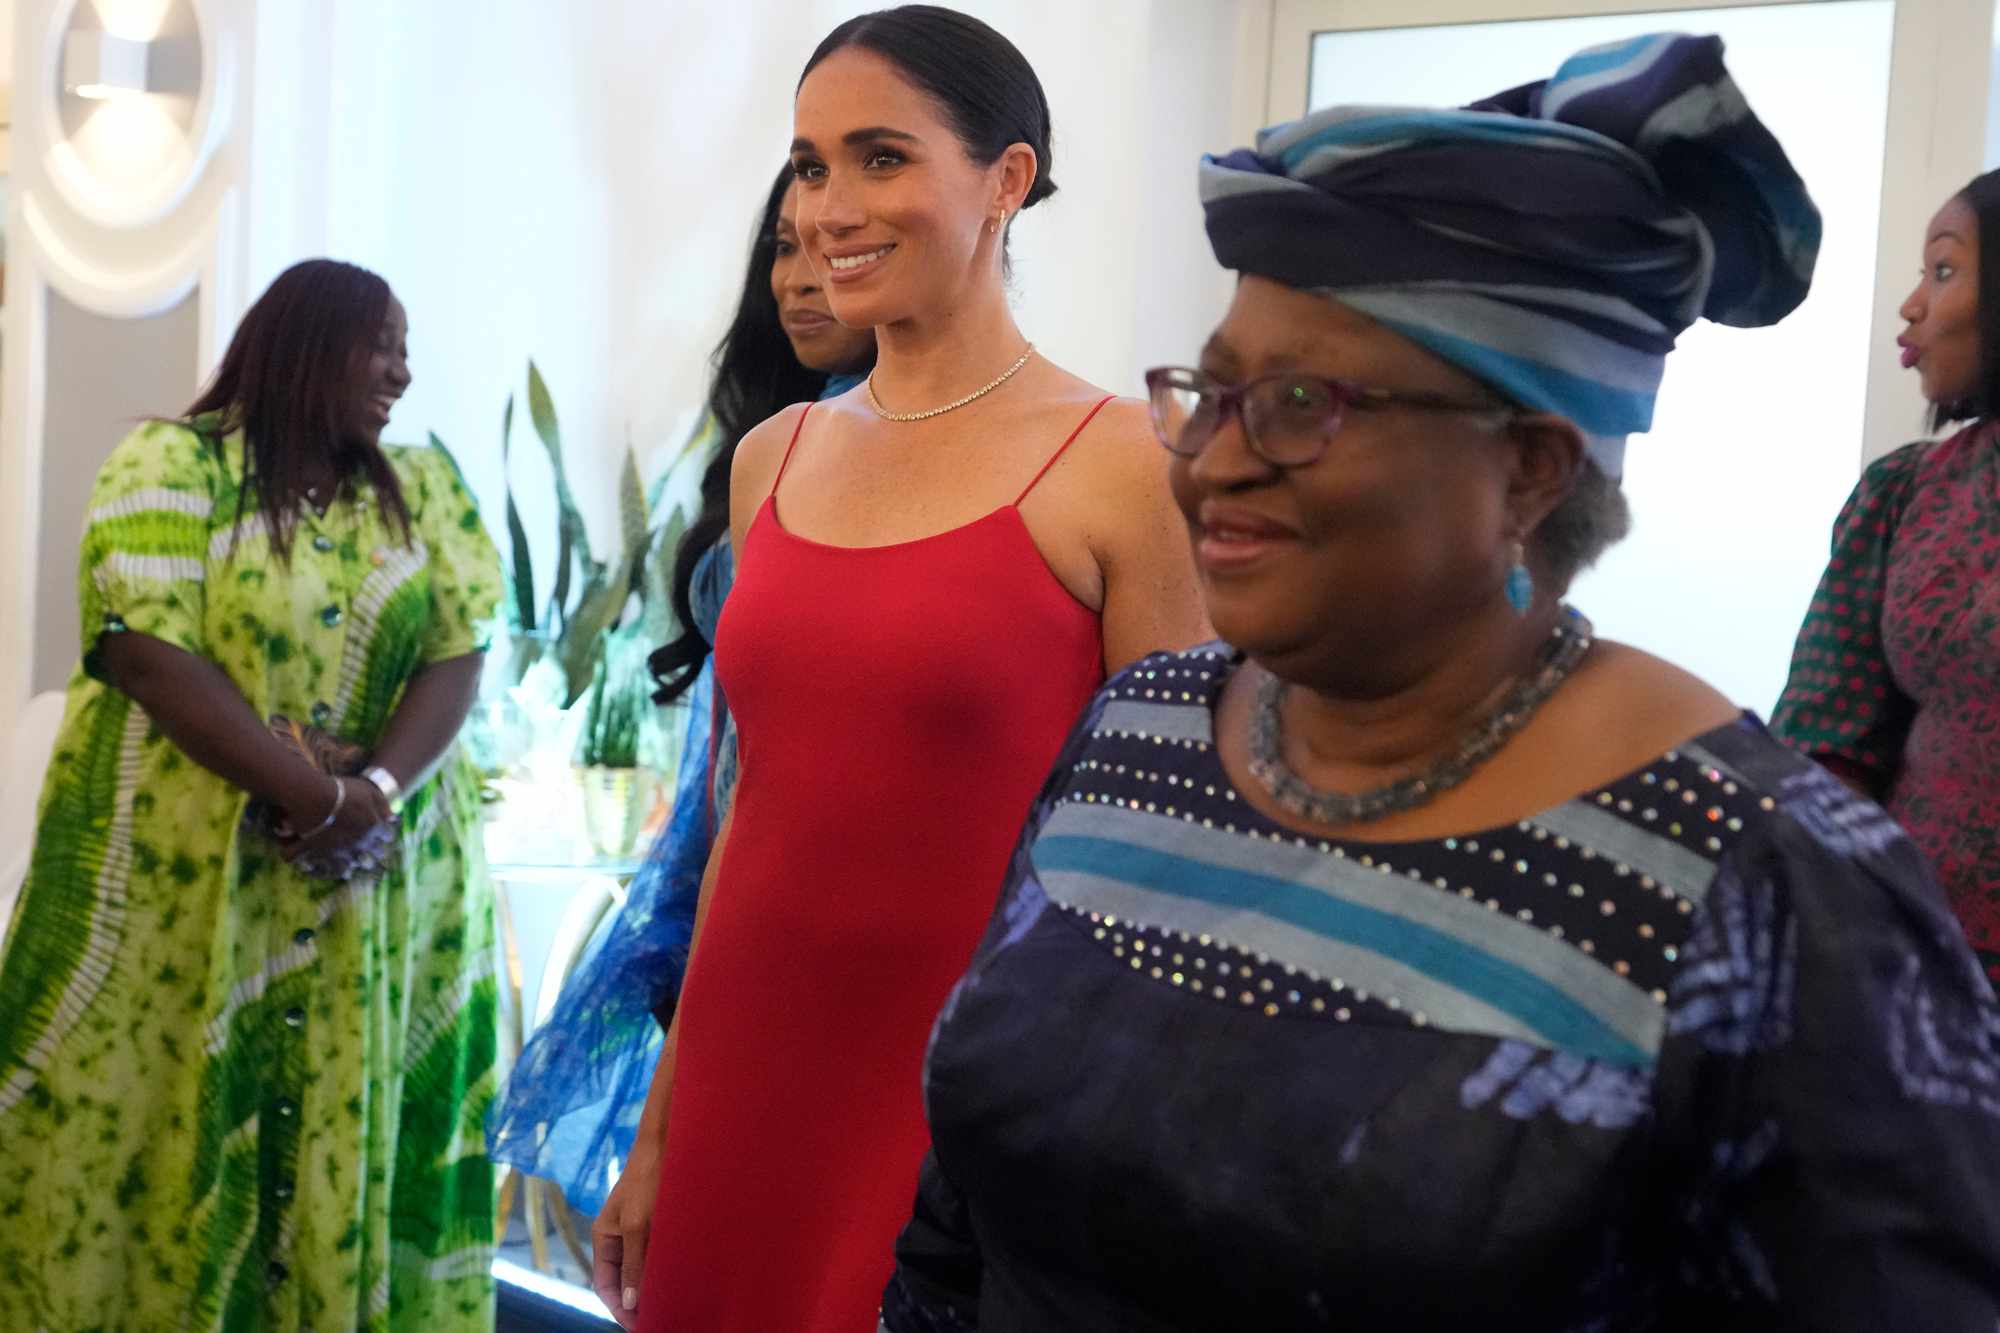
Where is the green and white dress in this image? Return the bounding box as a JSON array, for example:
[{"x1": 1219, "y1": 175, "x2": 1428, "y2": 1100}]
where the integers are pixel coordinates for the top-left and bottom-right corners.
[{"x1": 0, "y1": 418, "x2": 504, "y2": 1332}]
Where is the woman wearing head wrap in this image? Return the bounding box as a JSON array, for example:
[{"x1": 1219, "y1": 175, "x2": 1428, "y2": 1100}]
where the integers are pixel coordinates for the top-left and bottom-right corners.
[
  {"x1": 879, "y1": 34, "x2": 2000, "y2": 1332},
  {"x1": 1773, "y1": 169, "x2": 2000, "y2": 990}
]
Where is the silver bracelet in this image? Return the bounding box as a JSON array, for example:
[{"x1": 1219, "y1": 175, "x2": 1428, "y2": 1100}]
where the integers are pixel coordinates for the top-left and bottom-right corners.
[
  {"x1": 301, "y1": 776, "x2": 345, "y2": 838},
  {"x1": 360, "y1": 764, "x2": 405, "y2": 816}
]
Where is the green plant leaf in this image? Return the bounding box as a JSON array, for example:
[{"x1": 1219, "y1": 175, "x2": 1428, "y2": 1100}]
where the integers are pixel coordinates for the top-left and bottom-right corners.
[
  {"x1": 497, "y1": 394, "x2": 536, "y2": 633},
  {"x1": 526, "y1": 359, "x2": 564, "y2": 468},
  {"x1": 528, "y1": 362, "x2": 589, "y2": 538},
  {"x1": 603, "y1": 686, "x2": 642, "y2": 766},
  {"x1": 526, "y1": 360, "x2": 596, "y2": 630},
  {"x1": 547, "y1": 506, "x2": 580, "y2": 632},
  {"x1": 557, "y1": 577, "x2": 607, "y2": 704},
  {"x1": 579, "y1": 640, "x2": 644, "y2": 768},
  {"x1": 557, "y1": 547, "x2": 640, "y2": 706},
  {"x1": 620, "y1": 442, "x2": 648, "y2": 580},
  {"x1": 648, "y1": 410, "x2": 718, "y2": 516},
  {"x1": 576, "y1": 651, "x2": 610, "y2": 765},
  {"x1": 507, "y1": 632, "x2": 544, "y2": 683}
]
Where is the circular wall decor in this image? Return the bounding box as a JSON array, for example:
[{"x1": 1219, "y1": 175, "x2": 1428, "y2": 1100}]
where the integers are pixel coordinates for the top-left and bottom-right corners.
[{"x1": 38, "y1": 0, "x2": 233, "y2": 231}]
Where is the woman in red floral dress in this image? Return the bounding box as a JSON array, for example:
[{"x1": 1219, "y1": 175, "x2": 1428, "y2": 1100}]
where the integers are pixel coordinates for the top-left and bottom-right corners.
[{"x1": 1774, "y1": 169, "x2": 2000, "y2": 980}]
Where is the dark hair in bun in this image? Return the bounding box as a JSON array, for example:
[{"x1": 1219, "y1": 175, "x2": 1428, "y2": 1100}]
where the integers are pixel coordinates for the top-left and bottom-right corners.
[{"x1": 800, "y1": 5, "x2": 1058, "y2": 214}]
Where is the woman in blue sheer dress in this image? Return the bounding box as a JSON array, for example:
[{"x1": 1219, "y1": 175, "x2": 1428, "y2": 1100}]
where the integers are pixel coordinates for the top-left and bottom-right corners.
[{"x1": 486, "y1": 165, "x2": 875, "y2": 1214}]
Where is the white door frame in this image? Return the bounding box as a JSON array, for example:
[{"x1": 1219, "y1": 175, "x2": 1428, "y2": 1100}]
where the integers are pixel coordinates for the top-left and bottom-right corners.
[{"x1": 1256, "y1": 0, "x2": 1993, "y2": 466}]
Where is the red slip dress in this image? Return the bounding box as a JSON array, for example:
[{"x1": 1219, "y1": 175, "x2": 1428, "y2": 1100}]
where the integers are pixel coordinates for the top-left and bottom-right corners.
[{"x1": 636, "y1": 397, "x2": 1112, "y2": 1331}]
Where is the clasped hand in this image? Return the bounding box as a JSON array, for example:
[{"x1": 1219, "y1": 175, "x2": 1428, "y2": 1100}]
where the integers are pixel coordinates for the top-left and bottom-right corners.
[{"x1": 274, "y1": 775, "x2": 397, "y2": 876}]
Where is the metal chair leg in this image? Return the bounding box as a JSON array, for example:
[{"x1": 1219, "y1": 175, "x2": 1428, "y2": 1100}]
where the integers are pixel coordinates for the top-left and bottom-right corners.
[
  {"x1": 496, "y1": 1166, "x2": 521, "y2": 1246},
  {"x1": 549, "y1": 1180, "x2": 593, "y2": 1275}
]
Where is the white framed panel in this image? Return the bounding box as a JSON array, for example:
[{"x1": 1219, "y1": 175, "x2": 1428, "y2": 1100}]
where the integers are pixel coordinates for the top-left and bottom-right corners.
[{"x1": 1270, "y1": 0, "x2": 1833, "y2": 123}]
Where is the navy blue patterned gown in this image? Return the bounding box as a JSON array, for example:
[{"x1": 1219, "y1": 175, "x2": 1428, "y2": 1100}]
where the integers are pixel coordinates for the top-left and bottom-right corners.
[{"x1": 881, "y1": 645, "x2": 2000, "y2": 1332}]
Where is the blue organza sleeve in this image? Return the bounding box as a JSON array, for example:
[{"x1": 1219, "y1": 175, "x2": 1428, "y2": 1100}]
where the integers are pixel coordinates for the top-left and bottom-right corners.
[
  {"x1": 693, "y1": 540, "x2": 740, "y2": 823},
  {"x1": 484, "y1": 665, "x2": 716, "y2": 1215}
]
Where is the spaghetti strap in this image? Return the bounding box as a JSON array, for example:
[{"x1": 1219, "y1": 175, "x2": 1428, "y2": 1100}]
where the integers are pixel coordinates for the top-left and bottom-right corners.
[
  {"x1": 770, "y1": 403, "x2": 815, "y2": 499},
  {"x1": 1016, "y1": 394, "x2": 1115, "y2": 506}
]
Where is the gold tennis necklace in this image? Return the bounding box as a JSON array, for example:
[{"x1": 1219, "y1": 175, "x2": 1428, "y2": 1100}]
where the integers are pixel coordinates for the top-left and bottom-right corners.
[{"x1": 866, "y1": 344, "x2": 1036, "y2": 422}]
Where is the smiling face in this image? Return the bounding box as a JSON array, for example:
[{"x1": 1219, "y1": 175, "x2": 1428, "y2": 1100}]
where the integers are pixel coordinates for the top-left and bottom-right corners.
[
  {"x1": 1898, "y1": 196, "x2": 1985, "y2": 409},
  {"x1": 1169, "y1": 276, "x2": 1540, "y2": 684},
  {"x1": 789, "y1": 46, "x2": 1026, "y2": 329},
  {"x1": 347, "y1": 294, "x2": 410, "y2": 446},
  {"x1": 770, "y1": 178, "x2": 877, "y2": 375}
]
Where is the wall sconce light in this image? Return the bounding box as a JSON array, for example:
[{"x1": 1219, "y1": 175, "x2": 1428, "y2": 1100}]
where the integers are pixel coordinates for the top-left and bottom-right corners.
[{"x1": 64, "y1": 31, "x2": 153, "y2": 101}]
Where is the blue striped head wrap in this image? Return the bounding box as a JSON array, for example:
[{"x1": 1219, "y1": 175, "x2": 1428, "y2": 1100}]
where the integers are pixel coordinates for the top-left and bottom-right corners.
[{"x1": 1199, "y1": 33, "x2": 1820, "y2": 476}]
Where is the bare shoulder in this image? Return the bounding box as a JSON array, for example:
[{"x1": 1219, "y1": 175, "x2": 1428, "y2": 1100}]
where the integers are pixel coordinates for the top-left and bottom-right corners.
[
  {"x1": 1023, "y1": 364, "x2": 1157, "y2": 481},
  {"x1": 1018, "y1": 373, "x2": 1207, "y2": 658},
  {"x1": 1554, "y1": 638, "x2": 1742, "y2": 757},
  {"x1": 730, "y1": 403, "x2": 809, "y2": 490},
  {"x1": 1070, "y1": 396, "x2": 1156, "y2": 466},
  {"x1": 1018, "y1": 385, "x2": 1169, "y2": 514},
  {"x1": 728, "y1": 403, "x2": 812, "y2": 542},
  {"x1": 1017, "y1": 373, "x2": 1179, "y2": 542}
]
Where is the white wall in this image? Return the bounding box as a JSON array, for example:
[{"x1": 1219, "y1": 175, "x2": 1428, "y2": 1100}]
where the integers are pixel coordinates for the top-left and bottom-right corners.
[
  {"x1": 1988, "y1": 27, "x2": 2000, "y2": 171},
  {"x1": 289, "y1": 0, "x2": 1253, "y2": 579},
  {"x1": 0, "y1": 0, "x2": 1261, "y2": 743},
  {"x1": 0, "y1": 0, "x2": 14, "y2": 173},
  {"x1": 35, "y1": 287, "x2": 200, "y2": 693}
]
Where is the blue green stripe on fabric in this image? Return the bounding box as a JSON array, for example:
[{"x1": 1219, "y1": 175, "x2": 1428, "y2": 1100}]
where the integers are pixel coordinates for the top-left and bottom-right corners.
[
  {"x1": 1096, "y1": 699, "x2": 1215, "y2": 746},
  {"x1": 1527, "y1": 801, "x2": 1720, "y2": 906},
  {"x1": 1034, "y1": 803, "x2": 1664, "y2": 1066}
]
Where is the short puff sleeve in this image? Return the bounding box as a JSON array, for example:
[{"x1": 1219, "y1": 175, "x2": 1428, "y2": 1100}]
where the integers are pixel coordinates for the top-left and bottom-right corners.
[
  {"x1": 76, "y1": 421, "x2": 223, "y2": 681},
  {"x1": 395, "y1": 444, "x2": 502, "y2": 665}
]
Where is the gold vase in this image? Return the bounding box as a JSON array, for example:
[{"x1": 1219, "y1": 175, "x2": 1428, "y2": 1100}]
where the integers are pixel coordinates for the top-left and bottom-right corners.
[{"x1": 576, "y1": 765, "x2": 659, "y2": 861}]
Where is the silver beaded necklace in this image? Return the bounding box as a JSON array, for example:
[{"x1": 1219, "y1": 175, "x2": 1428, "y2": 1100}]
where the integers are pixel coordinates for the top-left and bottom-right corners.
[
  {"x1": 1246, "y1": 607, "x2": 1595, "y2": 826},
  {"x1": 865, "y1": 344, "x2": 1035, "y2": 422}
]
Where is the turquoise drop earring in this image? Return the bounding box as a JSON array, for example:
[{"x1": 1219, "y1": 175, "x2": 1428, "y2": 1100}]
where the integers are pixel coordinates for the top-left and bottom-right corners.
[{"x1": 1504, "y1": 542, "x2": 1534, "y2": 615}]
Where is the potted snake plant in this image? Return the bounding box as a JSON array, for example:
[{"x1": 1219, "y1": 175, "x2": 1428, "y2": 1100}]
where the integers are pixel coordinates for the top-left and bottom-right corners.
[
  {"x1": 573, "y1": 644, "x2": 661, "y2": 859},
  {"x1": 457, "y1": 360, "x2": 701, "y2": 858}
]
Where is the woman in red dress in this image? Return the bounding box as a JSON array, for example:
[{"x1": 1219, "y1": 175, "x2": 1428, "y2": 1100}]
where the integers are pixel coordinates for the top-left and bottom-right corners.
[
  {"x1": 1774, "y1": 169, "x2": 2000, "y2": 982},
  {"x1": 589, "y1": 7, "x2": 1209, "y2": 1330}
]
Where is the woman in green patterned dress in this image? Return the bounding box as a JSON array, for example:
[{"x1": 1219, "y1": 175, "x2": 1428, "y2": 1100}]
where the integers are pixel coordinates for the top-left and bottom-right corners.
[{"x1": 0, "y1": 258, "x2": 503, "y2": 1331}]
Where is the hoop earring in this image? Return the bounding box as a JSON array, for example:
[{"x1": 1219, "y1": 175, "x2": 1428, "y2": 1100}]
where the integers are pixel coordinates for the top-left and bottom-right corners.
[
  {"x1": 1504, "y1": 542, "x2": 1535, "y2": 615},
  {"x1": 990, "y1": 209, "x2": 1007, "y2": 235}
]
